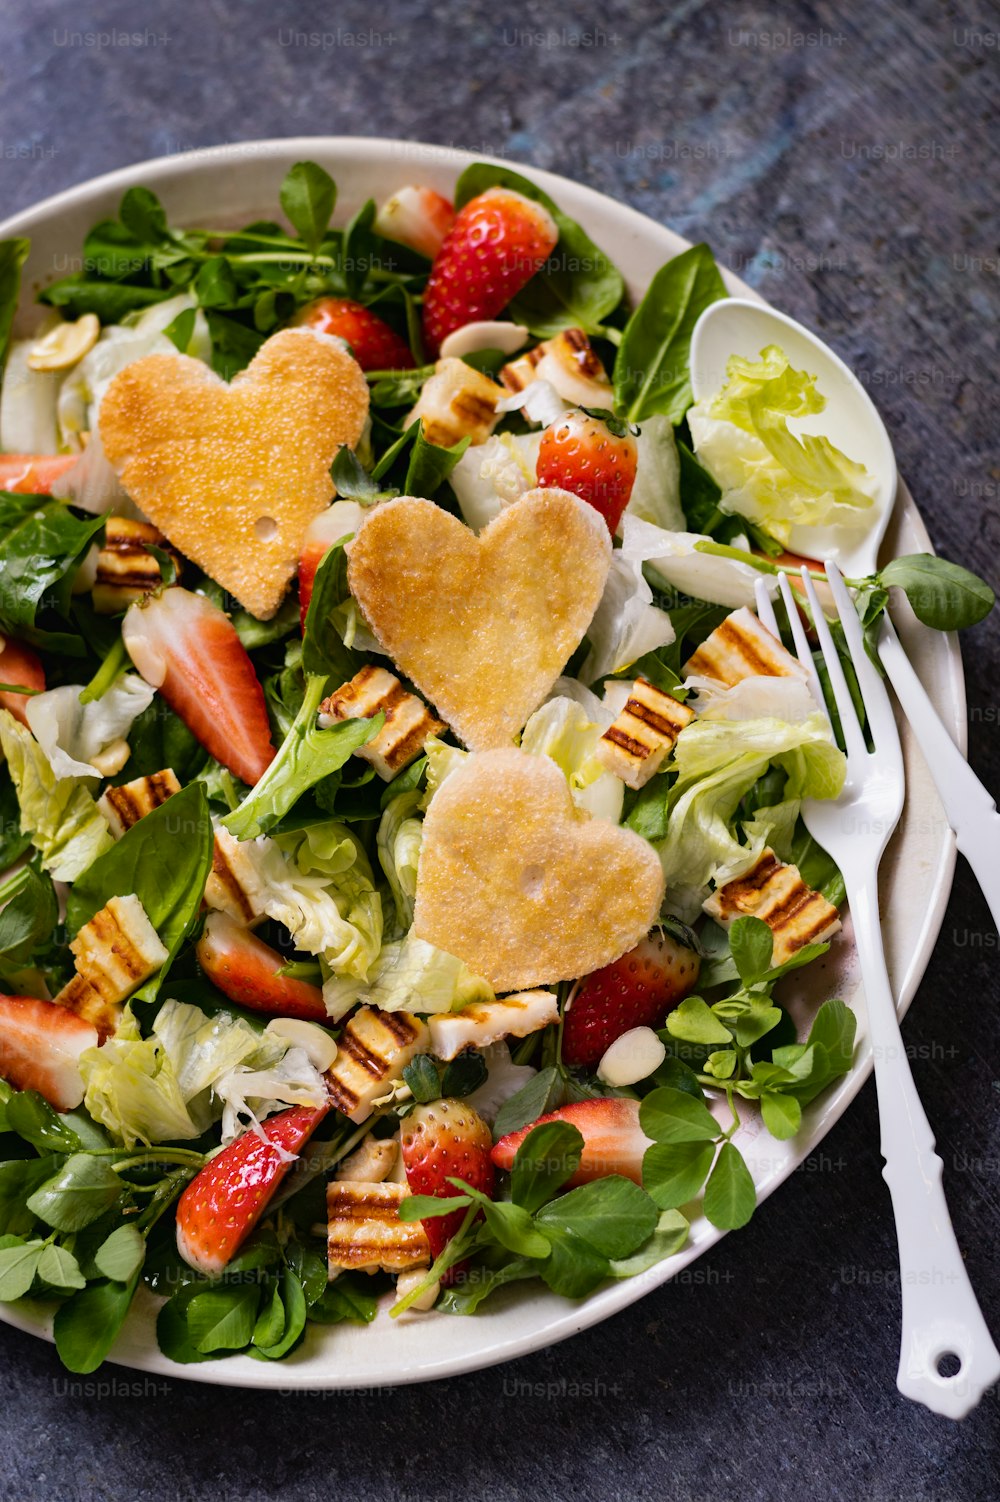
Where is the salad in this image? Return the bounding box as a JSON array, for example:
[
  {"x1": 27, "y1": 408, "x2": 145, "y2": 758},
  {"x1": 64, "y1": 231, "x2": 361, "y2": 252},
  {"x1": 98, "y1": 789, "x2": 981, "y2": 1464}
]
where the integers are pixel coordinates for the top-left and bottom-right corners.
[{"x1": 0, "y1": 160, "x2": 992, "y2": 1374}]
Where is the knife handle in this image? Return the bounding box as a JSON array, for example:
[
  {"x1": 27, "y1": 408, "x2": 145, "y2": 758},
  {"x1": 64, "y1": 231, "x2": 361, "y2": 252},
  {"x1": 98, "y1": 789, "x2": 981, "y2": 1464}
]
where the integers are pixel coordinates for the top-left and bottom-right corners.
[{"x1": 878, "y1": 616, "x2": 1000, "y2": 935}]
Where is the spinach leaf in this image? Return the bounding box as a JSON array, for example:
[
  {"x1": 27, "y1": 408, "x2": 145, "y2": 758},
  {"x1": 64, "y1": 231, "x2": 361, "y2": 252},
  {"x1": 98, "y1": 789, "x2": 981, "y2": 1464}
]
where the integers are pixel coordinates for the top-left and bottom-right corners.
[
  {"x1": 615, "y1": 244, "x2": 727, "y2": 423},
  {"x1": 0, "y1": 768, "x2": 30, "y2": 868},
  {"x1": 404, "y1": 425, "x2": 470, "y2": 496},
  {"x1": 109, "y1": 697, "x2": 206, "y2": 786},
  {"x1": 879, "y1": 554, "x2": 994, "y2": 631},
  {"x1": 40, "y1": 277, "x2": 176, "y2": 323},
  {"x1": 330, "y1": 445, "x2": 397, "y2": 506},
  {"x1": 65, "y1": 781, "x2": 213, "y2": 998},
  {"x1": 301, "y1": 538, "x2": 360, "y2": 682},
  {"x1": 0, "y1": 492, "x2": 105, "y2": 646},
  {"x1": 0, "y1": 238, "x2": 30, "y2": 369},
  {"x1": 454, "y1": 162, "x2": 624, "y2": 338},
  {"x1": 0, "y1": 864, "x2": 57, "y2": 962}
]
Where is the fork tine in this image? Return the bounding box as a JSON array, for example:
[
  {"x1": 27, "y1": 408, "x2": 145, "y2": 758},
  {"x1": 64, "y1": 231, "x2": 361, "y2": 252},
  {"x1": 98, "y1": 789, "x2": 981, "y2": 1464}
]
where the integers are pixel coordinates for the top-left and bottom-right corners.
[
  {"x1": 776, "y1": 571, "x2": 826, "y2": 711},
  {"x1": 754, "y1": 576, "x2": 779, "y2": 634},
  {"x1": 799, "y1": 566, "x2": 868, "y2": 760},
  {"x1": 824, "y1": 562, "x2": 902, "y2": 764}
]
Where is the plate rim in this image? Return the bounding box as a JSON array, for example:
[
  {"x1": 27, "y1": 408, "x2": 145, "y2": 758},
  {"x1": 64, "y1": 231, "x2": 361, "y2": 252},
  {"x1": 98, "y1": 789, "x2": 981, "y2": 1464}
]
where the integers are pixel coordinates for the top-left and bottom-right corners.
[{"x1": 0, "y1": 135, "x2": 965, "y2": 1388}]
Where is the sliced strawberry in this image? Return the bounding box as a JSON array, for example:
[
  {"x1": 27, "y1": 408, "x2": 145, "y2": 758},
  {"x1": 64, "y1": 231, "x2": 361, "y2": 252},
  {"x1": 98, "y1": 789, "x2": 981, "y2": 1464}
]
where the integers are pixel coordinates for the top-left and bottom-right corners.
[
  {"x1": 196, "y1": 912, "x2": 327, "y2": 1022},
  {"x1": 401, "y1": 1098, "x2": 495, "y2": 1262},
  {"x1": 122, "y1": 586, "x2": 275, "y2": 786},
  {"x1": 298, "y1": 501, "x2": 361, "y2": 630},
  {"x1": 422, "y1": 188, "x2": 559, "y2": 357},
  {"x1": 375, "y1": 185, "x2": 455, "y2": 261},
  {"x1": 0, "y1": 454, "x2": 77, "y2": 494},
  {"x1": 176, "y1": 1102, "x2": 329, "y2": 1276},
  {"x1": 0, "y1": 994, "x2": 98, "y2": 1111},
  {"x1": 492, "y1": 1097, "x2": 652, "y2": 1188},
  {"x1": 561, "y1": 931, "x2": 701, "y2": 1070},
  {"x1": 295, "y1": 297, "x2": 414, "y2": 372},
  {"x1": 0, "y1": 635, "x2": 45, "y2": 726},
  {"x1": 536, "y1": 409, "x2": 638, "y2": 535}
]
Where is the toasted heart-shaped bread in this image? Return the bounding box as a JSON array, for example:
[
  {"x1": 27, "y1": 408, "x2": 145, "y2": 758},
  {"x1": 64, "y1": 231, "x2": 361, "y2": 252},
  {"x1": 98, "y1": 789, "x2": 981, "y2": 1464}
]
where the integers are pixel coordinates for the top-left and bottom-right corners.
[
  {"x1": 347, "y1": 489, "x2": 611, "y2": 749},
  {"x1": 100, "y1": 327, "x2": 369, "y2": 620},
  {"x1": 413, "y1": 747, "x2": 665, "y2": 990}
]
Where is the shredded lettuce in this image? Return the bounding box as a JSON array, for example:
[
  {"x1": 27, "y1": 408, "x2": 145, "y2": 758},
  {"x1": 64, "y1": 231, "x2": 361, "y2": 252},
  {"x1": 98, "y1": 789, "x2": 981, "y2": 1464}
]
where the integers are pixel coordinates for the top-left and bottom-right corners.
[
  {"x1": 688, "y1": 344, "x2": 876, "y2": 543},
  {"x1": 658, "y1": 711, "x2": 846, "y2": 892},
  {"x1": 421, "y1": 734, "x2": 470, "y2": 807},
  {"x1": 624, "y1": 413, "x2": 685, "y2": 532},
  {"x1": 520, "y1": 697, "x2": 624, "y2": 823},
  {"x1": 581, "y1": 548, "x2": 676, "y2": 683},
  {"x1": 0, "y1": 708, "x2": 112, "y2": 881},
  {"x1": 685, "y1": 674, "x2": 817, "y2": 724},
  {"x1": 377, "y1": 791, "x2": 423, "y2": 933},
  {"x1": 323, "y1": 934, "x2": 493, "y2": 1021},
  {"x1": 80, "y1": 1000, "x2": 326, "y2": 1148},
  {"x1": 266, "y1": 822, "x2": 383, "y2": 981},
  {"x1": 0, "y1": 339, "x2": 61, "y2": 453},
  {"x1": 450, "y1": 431, "x2": 541, "y2": 532},
  {"x1": 24, "y1": 674, "x2": 154, "y2": 779}
]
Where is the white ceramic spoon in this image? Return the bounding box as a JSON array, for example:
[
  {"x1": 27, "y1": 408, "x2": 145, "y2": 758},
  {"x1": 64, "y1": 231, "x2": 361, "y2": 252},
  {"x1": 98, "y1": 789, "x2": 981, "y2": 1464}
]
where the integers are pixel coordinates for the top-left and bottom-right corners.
[{"x1": 691, "y1": 296, "x2": 1000, "y2": 1418}]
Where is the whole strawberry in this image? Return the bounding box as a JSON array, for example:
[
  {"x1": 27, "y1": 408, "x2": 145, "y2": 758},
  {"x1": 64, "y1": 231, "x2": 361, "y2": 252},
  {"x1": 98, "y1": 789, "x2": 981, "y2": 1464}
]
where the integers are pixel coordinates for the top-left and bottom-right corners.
[
  {"x1": 422, "y1": 188, "x2": 559, "y2": 356},
  {"x1": 295, "y1": 297, "x2": 414, "y2": 371},
  {"x1": 536, "y1": 408, "x2": 638, "y2": 535},
  {"x1": 561, "y1": 930, "x2": 701, "y2": 1070},
  {"x1": 401, "y1": 1097, "x2": 495, "y2": 1259}
]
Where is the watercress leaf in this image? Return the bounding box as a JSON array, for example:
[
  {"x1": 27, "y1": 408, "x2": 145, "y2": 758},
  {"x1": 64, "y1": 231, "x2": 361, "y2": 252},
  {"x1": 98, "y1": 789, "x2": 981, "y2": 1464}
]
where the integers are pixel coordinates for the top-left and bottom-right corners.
[
  {"x1": 252, "y1": 1280, "x2": 285, "y2": 1348},
  {"x1": 54, "y1": 1274, "x2": 139, "y2": 1372},
  {"x1": 437, "y1": 1255, "x2": 538, "y2": 1314},
  {"x1": 254, "y1": 1269, "x2": 307, "y2": 1358},
  {"x1": 280, "y1": 161, "x2": 336, "y2": 257},
  {"x1": 26, "y1": 1153, "x2": 122, "y2": 1231},
  {"x1": 41, "y1": 277, "x2": 176, "y2": 323},
  {"x1": 639, "y1": 1086, "x2": 720, "y2": 1144},
  {"x1": 341, "y1": 198, "x2": 377, "y2": 300},
  {"x1": 0, "y1": 1236, "x2": 44, "y2": 1300},
  {"x1": 615, "y1": 244, "x2": 727, "y2": 423},
  {"x1": 309, "y1": 1272, "x2": 380, "y2": 1324},
  {"x1": 536, "y1": 1175, "x2": 658, "y2": 1259},
  {"x1": 510, "y1": 1121, "x2": 583, "y2": 1214},
  {"x1": 162, "y1": 306, "x2": 196, "y2": 353},
  {"x1": 195, "y1": 255, "x2": 239, "y2": 309},
  {"x1": 93, "y1": 1223, "x2": 146, "y2": 1283},
  {"x1": 642, "y1": 1140, "x2": 716, "y2": 1209},
  {"x1": 0, "y1": 238, "x2": 30, "y2": 369},
  {"x1": 455, "y1": 1188, "x2": 550, "y2": 1259},
  {"x1": 440, "y1": 1051, "x2": 488, "y2": 1099},
  {"x1": 880, "y1": 554, "x2": 994, "y2": 631},
  {"x1": 399, "y1": 1192, "x2": 473, "y2": 1221},
  {"x1": 205, "y1": 309, "x2": 266, "y2": 379},
  {"x1": 647, "y1": 1054, "x2": 706, "y2": 1100},
  {"x1": 330, "y1": 445, "x2": 397, "y2": 505},
  {"x1": 729, "y1": 915, "x2": 774, "y2": 985},
  {"x1": 538, "y1": 1224, "x2": 611, "y2": 1300},
  {"x1": 37, "y1": 1242, "x2": 86, "y2": 1291},
  {"x1": 187, "y1": 1281, "x2": 261, "y2": 1353},
  {"x1": 0, "y1": 492, "x2": 105, "y2": 644},
  {"x1": 760, "y1": 1090, "x2": 802, "y2": 1140},
  {"x1": 402, "y1": 1054, "x2": 442, "y2": 1104},
  {"x1": 369, "y1": 365, "x2": 434, "y2": 409},
  {"x1": 730, "y1": 999, "x2": 782, "y2": 1050},
  {"x1": 805, "y1": 998, "x2": 856, "y2": 1078},
  {"x1": 119, "y1": 186, "x2": 170, "y2": 246},
  {"x1": 0, "y1": 1157, "x2": 64, "y2": 1236},
  {"x1": 66, "y1": 781, "x2": 213, "y2": 1000},
  {"x1": 609, "y1": 1207, "x2": 690, "y2": 1277},
  {"x1": 155, "y1": 1283, "x2": 219, "y2": 1364},
  {"x1": 763, "y1": 941, "x2": 830, "y2": 981},
  {"x1": 704, "y1": 1049, "x2": 738, "y2": 1080},
  {"x1": 56, "y1": 1108, "x2": 112, "y2": 1152},
  {"x1": 284, "y1": 1240, "x2": 328, "y2": 1307},
  {"x1": 665, "y1": 996, "x2": 732, "y2": 1046},
  {"x1": 5, "y1": 1091, "x2": 83, "y2": 1154},
  {"x1": 492, "y1": 1066, "x2": 564, "y2": 1141},
  {"x1": 702, "y1": 1141, "x2": 756, "y2": 1229},
  {"x1": 0, "y1": 767, "x2": 30, "y2": 869}
]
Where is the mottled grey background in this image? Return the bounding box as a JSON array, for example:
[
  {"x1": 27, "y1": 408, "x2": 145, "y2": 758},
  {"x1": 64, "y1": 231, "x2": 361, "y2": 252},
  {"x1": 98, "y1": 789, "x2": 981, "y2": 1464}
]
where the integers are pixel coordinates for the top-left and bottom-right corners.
[{"x1": 0, "y1": 1, "x2": 998, "y2": 1499}]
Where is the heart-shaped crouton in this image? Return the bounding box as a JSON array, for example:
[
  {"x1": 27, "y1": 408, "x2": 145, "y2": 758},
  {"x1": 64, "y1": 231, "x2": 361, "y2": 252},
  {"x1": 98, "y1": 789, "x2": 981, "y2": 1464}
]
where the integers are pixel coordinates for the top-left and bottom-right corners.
[
  {"x1": 100, "y1": 328, "x2": 369, "y2": 620},
  {"x1": 413, "y1": 748, "x2": 665, "y2": 991},
  {"x1": 347, "y1": 489, "x2": 611, "y2": 749}
]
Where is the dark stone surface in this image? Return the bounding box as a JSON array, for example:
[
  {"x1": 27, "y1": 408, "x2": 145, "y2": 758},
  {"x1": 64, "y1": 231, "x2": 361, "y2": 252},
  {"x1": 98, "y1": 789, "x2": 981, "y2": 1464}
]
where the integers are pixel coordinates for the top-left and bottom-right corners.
[{"x1": 0, "y1": 2, "x2": 997, "y2": 1498}]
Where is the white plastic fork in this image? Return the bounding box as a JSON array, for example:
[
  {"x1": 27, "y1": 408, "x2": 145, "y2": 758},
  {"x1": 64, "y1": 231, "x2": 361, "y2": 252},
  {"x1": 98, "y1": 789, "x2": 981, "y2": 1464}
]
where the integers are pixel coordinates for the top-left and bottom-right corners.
[{"x1": 754, "y1": 567, "x2": 1000, "y2": 1420}]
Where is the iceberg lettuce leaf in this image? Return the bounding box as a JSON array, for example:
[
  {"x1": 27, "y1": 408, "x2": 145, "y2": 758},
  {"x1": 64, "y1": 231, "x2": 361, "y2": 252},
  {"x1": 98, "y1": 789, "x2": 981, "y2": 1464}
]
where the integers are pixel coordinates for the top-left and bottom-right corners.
[{"x1": 0, "y1": 708, "x2": 113, "y2": 881}]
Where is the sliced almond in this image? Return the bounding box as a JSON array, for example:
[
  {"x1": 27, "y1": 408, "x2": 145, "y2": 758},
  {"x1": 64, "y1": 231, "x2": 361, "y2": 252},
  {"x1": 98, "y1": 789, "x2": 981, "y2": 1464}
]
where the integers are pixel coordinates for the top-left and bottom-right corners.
[{"x1": 28, "y1": 313, "x2": 100, "y2": 372}]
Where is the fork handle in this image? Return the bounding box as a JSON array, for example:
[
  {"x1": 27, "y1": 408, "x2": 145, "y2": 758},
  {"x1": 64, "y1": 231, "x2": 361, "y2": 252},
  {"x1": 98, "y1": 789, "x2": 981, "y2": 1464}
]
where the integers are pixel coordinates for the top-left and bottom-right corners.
[
  {"x1": 849, "y1": 875, "x2": 1000, "y2": 1418},
  {"x1": 879, "y1": 616, "x2": 1000, "y2": 936}
]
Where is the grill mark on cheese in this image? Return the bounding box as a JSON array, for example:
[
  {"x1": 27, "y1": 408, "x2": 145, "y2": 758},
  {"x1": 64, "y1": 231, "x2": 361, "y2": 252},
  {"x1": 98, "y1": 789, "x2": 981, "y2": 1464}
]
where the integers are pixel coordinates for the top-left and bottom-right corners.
[{"x1": 209, "y1": 840, "x2": 256, "y2": 923}]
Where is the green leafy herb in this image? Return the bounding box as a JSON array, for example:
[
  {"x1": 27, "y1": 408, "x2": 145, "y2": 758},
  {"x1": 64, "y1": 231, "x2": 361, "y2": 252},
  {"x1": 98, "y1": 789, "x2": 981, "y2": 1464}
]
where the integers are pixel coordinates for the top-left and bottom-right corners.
[
  {"x1": 615, "y1": 245, "x2": 727, "y2": 423},
  {"x1": 0, "y1": 492, "x2": 105, "y2": 650},
  {"x1": 878, "y1": 553, "x2": 995, "y2": 631},
  {"x1": 0, "y1": 238, "x2": 30, "y2": 368},
  {"x1": 280, "y1": 161, "x2": 336, "y2": 257},
  {"x1": 26, "y1": 1154, "x2": 122, "y2": 1231}
]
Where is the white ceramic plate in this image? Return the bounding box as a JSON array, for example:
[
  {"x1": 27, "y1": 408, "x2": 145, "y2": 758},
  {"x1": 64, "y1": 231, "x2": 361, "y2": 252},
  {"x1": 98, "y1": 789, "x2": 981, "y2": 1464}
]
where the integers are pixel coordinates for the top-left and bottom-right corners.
[{"x1": 0, "y1": 138, "x2": 965, "y2": 1388}]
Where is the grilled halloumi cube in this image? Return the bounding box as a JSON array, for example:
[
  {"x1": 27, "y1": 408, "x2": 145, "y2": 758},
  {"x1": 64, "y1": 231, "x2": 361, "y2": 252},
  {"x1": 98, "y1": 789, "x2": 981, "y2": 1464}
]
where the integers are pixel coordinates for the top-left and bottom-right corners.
[
  {"x1": 327, "y1": 1180, "x2": 431, "y2": 1274},
  {"x1": 428, "y1": 990, "x2": 558, "y2": 1061},
  {"x1": 335, "y1": 1134, "x2": 399, "y2": 1183},
  {"x1": 52, "y1": 974, "x2": 121, "y2": 1042},
  {"x1": 203, "y1": 823, "x2": 265, "y2": 924},
  {"x1": 684, "y1": 608, "x2": 809, "y2": 687},
  {"x1": 319, "y1": 665, "x2": 446, "y2": 782},
  {"x1": 55, "y1": 894, "x2": 168, "y2": 1037},
  {"x1": 703, "y1": 848, "x2": 841, "y2": 968},
  {"x1": 407, "y1": 357, "x2": 503, "y2": 448},
  {"x1": 596, "y1": 677, "x2": 695, "y2": 790},
  {"x1": 97, "y1": 769, "x2": 181, "y2": 838},
  {"x1": 325, "y1": 1006, "x2": 428, "y2": 1124},
  {"x1": 501, "y1": 327, "x2": 612, "y2": 409},
  {"x1": 92, "y1": 517, "x2": 181, "y2": 614}
]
